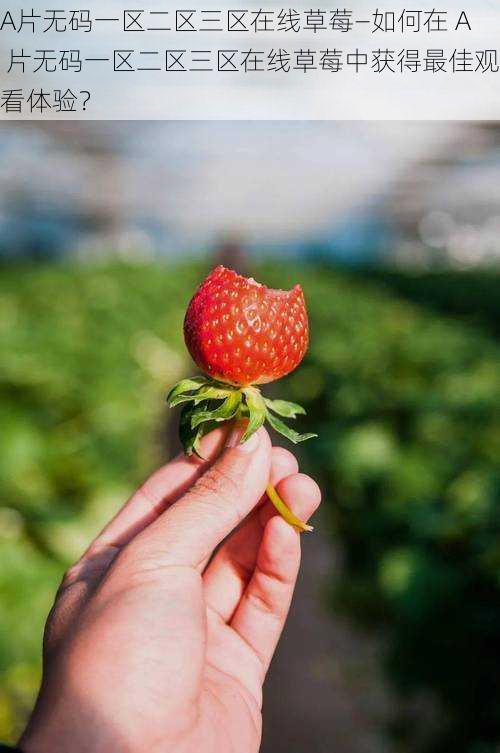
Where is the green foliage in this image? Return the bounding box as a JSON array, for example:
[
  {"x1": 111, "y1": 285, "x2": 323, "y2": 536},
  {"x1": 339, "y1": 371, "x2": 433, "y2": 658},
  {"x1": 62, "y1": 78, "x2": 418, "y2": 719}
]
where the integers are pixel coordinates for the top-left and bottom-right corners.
[
  {"x1": 166, "y1": 378, "x2": 313, "y2": 454},
  {"x1": 265, "y1": 265, "x2": 500, "y2": 753},
  {"x1": 0, "y1": 261, "x2": 198, "y2": 742},
  {"x1": 360, "y1": 268, "x2": 500, "y2": 339},
  {"x1": 1, "y1": 261, "x2": 499, "y2": 752}
]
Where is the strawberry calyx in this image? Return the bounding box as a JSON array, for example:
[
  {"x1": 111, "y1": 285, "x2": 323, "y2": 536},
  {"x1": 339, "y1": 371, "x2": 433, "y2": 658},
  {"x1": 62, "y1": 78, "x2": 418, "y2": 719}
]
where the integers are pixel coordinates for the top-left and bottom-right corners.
[
  {"x1": 167, "y1": 376, "x2": 317, "y2": 458},
  {"x1": 166, "y1": 375, "x2": 317, "y2": 533}
]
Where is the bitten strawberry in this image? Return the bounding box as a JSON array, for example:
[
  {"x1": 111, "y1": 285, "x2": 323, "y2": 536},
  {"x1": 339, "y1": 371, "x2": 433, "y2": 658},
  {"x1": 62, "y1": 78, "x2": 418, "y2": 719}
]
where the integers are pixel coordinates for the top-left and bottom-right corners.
[
  {"x1": 167, "y1": 266, "x2": 318, "y2": 532},
  {"x1": 183, "y1": 265, "x2": 309, "y2": 386}
]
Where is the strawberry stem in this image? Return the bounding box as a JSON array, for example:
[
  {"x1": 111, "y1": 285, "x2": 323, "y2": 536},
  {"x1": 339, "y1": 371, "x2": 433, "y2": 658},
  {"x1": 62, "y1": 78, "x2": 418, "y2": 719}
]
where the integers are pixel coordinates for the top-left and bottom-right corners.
[
  {"x1": 266, "y1": 483, "x2": 313, "y2": 533},
  {"x1": 166, "y1": 375, "x2": 318, "y2": 531}
]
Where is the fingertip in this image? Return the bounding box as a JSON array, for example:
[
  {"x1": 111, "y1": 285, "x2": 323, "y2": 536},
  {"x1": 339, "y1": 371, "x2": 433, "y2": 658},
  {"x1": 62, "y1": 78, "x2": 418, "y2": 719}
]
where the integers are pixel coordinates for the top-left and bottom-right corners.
[
  {"x1": 255, "y1": 425, "x2": 272, "y2": 452},
  {"x1": 275, "y1": 472, "x2": 322, "y2": 522},
  {"x1": 270, "y1": 447, "x2": 299, "y2": 485},
  {"x1": 192, "y1": 424, "x2": 232, "y2": 464},
  {"x1": 255, "y1": 425, "x2": 272, "y2": 454},
  {"x1": 278, "y1": 472, "x2": 322, "y2": 504},
  {"x1": 204, "y1": 424, "x2": 272, "y2": 517},
  {"x1": 224, "y1": 424, "x2": 271, "y2": 453}
]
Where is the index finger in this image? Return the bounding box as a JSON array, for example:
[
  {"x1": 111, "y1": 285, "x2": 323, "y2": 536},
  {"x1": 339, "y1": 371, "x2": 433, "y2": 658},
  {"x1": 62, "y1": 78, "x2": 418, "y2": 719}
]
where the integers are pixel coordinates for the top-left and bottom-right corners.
[
  {"x1": 129, "y1": 426, "x2": 272, "y2": 570},
  {"x1": 85, "y1": 424, "x2": 231, "y2": 554}
]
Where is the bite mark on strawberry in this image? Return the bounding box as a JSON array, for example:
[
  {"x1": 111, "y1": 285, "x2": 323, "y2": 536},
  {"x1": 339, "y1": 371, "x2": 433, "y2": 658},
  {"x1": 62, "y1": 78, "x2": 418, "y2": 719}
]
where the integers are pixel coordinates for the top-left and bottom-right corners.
[{"x1": 183, "y1": 266, "x2": 309, "y2": 387}]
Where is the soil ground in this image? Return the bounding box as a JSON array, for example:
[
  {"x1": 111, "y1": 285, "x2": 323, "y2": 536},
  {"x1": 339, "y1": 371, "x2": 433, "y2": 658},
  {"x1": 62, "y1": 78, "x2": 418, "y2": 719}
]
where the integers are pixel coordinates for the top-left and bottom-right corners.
[{"x1": 261, "y1": 511, "x2": 391, "y2": 753}]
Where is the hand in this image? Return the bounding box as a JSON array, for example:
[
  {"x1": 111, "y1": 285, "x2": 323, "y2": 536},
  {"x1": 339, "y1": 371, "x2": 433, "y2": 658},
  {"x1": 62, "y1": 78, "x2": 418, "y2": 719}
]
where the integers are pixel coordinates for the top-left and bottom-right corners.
[{"x1": 20, "y1": 424, "x2": 321, "y2": 753}]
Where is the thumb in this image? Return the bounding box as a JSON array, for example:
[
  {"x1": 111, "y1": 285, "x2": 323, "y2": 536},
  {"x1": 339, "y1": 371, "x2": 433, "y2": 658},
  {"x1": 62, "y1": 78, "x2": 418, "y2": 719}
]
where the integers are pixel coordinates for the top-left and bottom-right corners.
[{"x1": 130, "y1": 424, "x2": 272, "y2": 569}]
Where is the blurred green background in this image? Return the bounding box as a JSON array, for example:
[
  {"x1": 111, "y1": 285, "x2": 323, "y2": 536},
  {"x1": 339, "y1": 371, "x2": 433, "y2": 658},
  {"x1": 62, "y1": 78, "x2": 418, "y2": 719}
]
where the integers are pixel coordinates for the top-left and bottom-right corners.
[{"x1": 1, "y1": 122, "x2": 500, "y2": 753}]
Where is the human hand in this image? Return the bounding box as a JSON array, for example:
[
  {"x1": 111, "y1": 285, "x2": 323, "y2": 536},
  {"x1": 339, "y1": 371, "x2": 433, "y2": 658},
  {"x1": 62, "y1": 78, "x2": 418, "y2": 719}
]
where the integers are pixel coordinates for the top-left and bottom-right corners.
[{"x1": 20, "y1": 424, "x2": 321, "y2": 753}]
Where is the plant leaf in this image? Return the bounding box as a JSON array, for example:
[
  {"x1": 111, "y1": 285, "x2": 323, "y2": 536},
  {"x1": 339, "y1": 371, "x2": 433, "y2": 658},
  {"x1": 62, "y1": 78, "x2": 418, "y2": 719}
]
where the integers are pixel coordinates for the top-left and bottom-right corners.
[
  {"x1": 264, "y1": 398, "x2": 307, "y2": 419},
  {"x1": 191, "y1": 391, "x2": 242, "y2": 429},
  {"x1": 169, "y1": 392, "x2": 205, "y2": 408},
  {"x1": 241, "y1": 387, "x2": 267, "y2": 443},
  {"x1": 166, "y1": 376, "x2": 208, "y2": 406},
  {"x1": 197, "y1": 385, "x2": 234, "y2": 401},
  {"x1": 196, "y1": 419, "x2": 222, "y2": 456},
  {"x1": 179, "y1": 402, "x2": 205, "y2": 457},
  {"x1": 169, "y1": 383, "x2": 232, "y2": 408},
  {"x1": 266, "y1": 411, "x2": 317, "y2": 444}
]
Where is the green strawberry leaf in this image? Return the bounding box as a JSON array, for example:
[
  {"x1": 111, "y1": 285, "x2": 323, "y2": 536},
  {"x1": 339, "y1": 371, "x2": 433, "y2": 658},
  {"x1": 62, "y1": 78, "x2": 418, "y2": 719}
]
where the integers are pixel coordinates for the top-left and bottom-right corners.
[
  {"x1": 238, "y1": 403, "x2": 250, "y2": 417},
  {"x1": 197, "y1": 385, "x2": 235, "y2": 401},
  {"x1": 169, "y1": 378, "x2": 318, "y2": 454},
  {"x1": 266, "y1": 410, "x2": 317, "y2": 444},
  {"x1": 169, "y1": 383, "x2": 233, "y2": 408},
  {"x1": 196, "y1": 419, "x2": 222, "y2": 457},
  {"x1": 169, "y1": 392, "x2": 206, "y2": 408},
  {"x1": 242, "y1": 387, "x2": 267, "y2": 443},
  {"x1": 191, "y1": 390, "x2": 242, "y2": 429},
  {"x1": 166, "y1": 376, "x2": 208, "y2": 406},
  {"x1": 264, "y1": 398, "x2": 306, "y2": 419},
  {"x1": 179, "y1": 401, "x2": 206, "y2": 457}
]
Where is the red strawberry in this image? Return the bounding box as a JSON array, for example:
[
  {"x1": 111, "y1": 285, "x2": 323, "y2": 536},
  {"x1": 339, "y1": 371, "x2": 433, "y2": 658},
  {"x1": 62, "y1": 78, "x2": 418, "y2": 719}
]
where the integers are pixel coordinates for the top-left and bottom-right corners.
[
  {"x1": 167, "y1": 266, "x2": 317, "y2": 533},
  {"x1": 183, "y1": 266, "x2": 309, "y2": 386}
]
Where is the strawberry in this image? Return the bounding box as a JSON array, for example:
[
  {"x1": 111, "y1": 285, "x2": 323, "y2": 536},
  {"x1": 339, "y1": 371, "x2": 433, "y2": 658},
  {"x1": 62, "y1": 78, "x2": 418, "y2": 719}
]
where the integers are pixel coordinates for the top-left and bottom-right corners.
[
  {"x1": 167, "y1": 266, "x2": 317, "y2": 532},
  {"x1": 183, "y1": 265, "x2": 309, "y2": 387}
]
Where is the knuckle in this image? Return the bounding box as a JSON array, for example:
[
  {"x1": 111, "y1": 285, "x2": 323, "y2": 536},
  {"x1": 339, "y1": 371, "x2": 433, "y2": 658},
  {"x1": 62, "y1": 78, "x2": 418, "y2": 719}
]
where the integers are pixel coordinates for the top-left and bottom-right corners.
[
  {"x1": 134, "y1": 481, "x2": 163, "y2": 512},
  {"x1": 246, "y1": 588, "x2": 284, "y2": 621},
  {"x1": 60, "y1": 561, "x2": 83, "y2": 590},
  {"x1": 111, "y1": 541, "x2": 155, "y2": 577},
  {"x1": 182, "y1": 464, "x2": 245, "y2": 529},
  {"x1": 259, "y1": 557, "x2": 297, "y2": 589},
  {"x1": 60, "y1": 544, "x2": 120, "y2": 591},
  {"x1": 193, "y1": 464, "x2": 241, "y2": 507}
]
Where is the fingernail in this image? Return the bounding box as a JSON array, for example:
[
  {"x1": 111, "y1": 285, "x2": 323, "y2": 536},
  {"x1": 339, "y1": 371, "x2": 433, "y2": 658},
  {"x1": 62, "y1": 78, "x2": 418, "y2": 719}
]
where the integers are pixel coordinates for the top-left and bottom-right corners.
[{"x1": 225, "y1": 425, "x2": 260, "y2": 453}]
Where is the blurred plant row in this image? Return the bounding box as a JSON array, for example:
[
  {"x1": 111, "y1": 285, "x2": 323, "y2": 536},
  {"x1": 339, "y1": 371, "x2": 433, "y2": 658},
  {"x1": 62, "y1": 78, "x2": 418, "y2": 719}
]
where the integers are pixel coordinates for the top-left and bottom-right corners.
[
  {"x1": 1, "y1": 261, "x2": 499, "y2": 752},
  {"x1": 268, "y1": 265, "x2": 500, "y2": 753}
]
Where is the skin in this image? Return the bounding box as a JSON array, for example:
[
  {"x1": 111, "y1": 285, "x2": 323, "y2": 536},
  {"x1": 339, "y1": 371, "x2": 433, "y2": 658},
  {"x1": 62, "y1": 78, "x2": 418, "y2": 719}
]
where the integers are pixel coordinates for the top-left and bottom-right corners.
[{"x1": 20, "y1": 424, "x2": 321, "y2": 753}]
